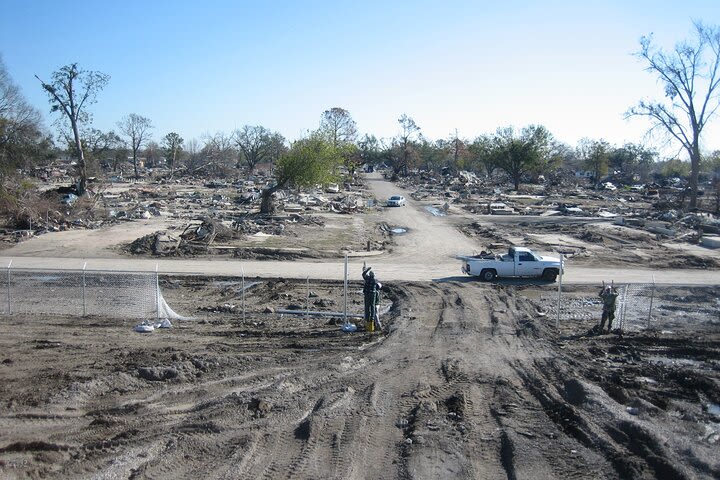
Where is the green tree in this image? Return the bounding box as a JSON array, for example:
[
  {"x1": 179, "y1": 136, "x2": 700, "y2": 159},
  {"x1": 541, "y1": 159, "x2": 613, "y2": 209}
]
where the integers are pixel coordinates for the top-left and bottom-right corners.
[
  {"x1": 577, "y1": 138, "x2": 611, "y2": 184},
  {"x1": 260, "y1": 135, "x2": 342, "y2": 214},
  {"x1": 118, "y1": 114, "x2": 153, "y2": 177},
  {"x1": 161, "y1": 132, "x2": 184, "y2": 175},
  {"x1": 416, "y1": 138, "x2": 449, "y2": 173},
  {"x1": 608, "y1": 143, "x2": 657, "y2": 181},
  {"x1": 660, "y1": 158, "x2": 691, "y2": 178},
  {"x1": 702, "y1": 150, "x2": 720, "y2": 179},
  {"x1": 468, "y1": 135, "x2": 496, "y2": 177},
  {"x1": 628, "y1": 22, "x2": 720, "y2": 209},
  {"x1": 493, "y1": 125, "x2": 552, "y2": 190},
  {"x1": 36, "y1": 63, "x2": 109, "y2": 195}
]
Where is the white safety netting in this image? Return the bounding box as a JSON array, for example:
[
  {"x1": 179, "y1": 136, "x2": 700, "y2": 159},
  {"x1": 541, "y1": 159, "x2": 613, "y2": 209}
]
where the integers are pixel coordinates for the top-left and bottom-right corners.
[{"x1": 0, "y1": 268, "x2": 186, "y2": 320}]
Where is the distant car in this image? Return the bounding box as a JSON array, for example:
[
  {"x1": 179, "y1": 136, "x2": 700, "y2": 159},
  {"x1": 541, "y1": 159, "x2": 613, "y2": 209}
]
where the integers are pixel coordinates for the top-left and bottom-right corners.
[{"x1": 386, "y1": 195, "x2": 406, "y2": 207}]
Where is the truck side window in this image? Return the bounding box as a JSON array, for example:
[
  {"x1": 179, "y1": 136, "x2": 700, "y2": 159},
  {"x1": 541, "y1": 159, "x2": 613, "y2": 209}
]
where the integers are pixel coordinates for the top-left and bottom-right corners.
[{"x1": 519, "y1": 253, "x2": 534, "y2": 262}]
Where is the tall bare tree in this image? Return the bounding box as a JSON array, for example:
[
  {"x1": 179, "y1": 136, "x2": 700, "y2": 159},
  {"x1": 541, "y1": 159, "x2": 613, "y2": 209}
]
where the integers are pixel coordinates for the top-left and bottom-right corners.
[
  {"x1": 200, "y1": 132, "x2": 236, "y2": 176},
  {"x1": 319, "y1": 107, "x2": 357, "y2": 147},
  {"x1": 36, "y1": 63, "x2": 109, "y2": 195},
  {"x1": 628, "y1": 22, "x2": 720, "y2": 209},
  {"x1": 233, "y1": 125, "x2": 285, "y2": 171},
  {"x1": 394, "y1": 114, "x2": 420, "y2": 175},
  {"x1": 118, "y1": 114, "x2": 153, "y2": 178},
  {"x1": 1, "y1": 55, "x2": 46, "y2": 183}
]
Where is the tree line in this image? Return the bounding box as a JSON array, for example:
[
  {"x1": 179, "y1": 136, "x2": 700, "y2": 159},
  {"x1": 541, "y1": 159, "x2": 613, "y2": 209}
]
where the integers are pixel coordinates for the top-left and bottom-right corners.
[{"x1": 1, "y1": 22, "x2": 719, "y2": 213}]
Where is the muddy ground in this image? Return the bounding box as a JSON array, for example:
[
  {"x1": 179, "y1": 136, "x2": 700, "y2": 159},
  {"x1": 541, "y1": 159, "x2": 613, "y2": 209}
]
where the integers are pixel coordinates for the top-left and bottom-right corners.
[{"x1": 1, "y1": 278, "x2": 718, "y2": 479}]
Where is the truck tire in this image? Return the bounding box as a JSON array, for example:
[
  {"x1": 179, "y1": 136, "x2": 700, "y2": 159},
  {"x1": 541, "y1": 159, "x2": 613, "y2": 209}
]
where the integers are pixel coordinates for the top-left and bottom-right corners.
[
  {"x1": 542, "y1": 268, "x2": 558, "y2": 282},
  {"x1": 480, "y1": 269, "x2": 497, "y2": 281}
]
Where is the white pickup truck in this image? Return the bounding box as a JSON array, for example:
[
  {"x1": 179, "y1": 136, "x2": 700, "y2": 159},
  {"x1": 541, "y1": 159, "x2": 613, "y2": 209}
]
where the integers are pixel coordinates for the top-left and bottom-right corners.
[{"x1": 460, "y1": 246, "x2": 563, "y2": 282}]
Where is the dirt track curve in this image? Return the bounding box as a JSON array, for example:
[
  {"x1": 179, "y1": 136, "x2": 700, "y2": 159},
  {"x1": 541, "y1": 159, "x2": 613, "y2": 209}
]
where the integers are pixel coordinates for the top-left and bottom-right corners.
[{"x1": 3, "y1": 280, "x2": 716, "y2": 479}]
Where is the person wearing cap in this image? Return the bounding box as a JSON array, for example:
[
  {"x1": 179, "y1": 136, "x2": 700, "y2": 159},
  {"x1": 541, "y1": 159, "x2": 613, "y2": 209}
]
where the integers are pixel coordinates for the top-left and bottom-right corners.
[
  {"x1": 362, "y1": 265, "x2": 382, "y2": 332},
  {"x1": 599, "y1": 281, "x2": 619, "y2": 333}
]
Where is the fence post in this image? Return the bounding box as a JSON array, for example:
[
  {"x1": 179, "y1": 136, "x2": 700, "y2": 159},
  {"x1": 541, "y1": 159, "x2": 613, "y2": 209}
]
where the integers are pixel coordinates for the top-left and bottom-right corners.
[
  {"x1": 6, "y1": 259, "x2": 12, "y2": 315},
  {"x1": 155, "y1": 263, "x2": 160, "y2": 322},
  {"x1": 306, "y1": 276, "x2": 310, "y2": 319},
  {"x1": 82, "y1": 261, "x2": 87, "y2": 317},
  {"x1": 621, "y1": 284, "x2": 629, "y2": 331},
  {"x1": 241, "y1": 266, "x2": 245, "y2": 323},
  {"x1": 647, "y1": 275, "x2": 655, "y2": 330},
  {"x1": 556, "y1": 254, "x2": 563, "y2": 329},
  {"x1": 343, "y1": 253, "x2": 348, "y2": 324}
]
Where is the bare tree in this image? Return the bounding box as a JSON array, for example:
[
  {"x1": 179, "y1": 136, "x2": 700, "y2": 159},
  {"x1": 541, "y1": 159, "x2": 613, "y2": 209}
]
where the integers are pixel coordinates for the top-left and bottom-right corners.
[
  {"x1": 1, "y1": 55, "x2": 45, "y2": 182},
  {"x1": 233, "y1": 125, "x2": 285, "y2": 171},
  {"x1": 118, "y1": 114, "x2": 153, "y2": 178},
  {"x1": 36, "y1": 63, "x2": 109, "y2": 195},
  {"x1": 394, "y1": 114, "x2": 420, "y2": 175},
  {"x1": 628, "y1": 22, "x2": 720, "y2": 209},
  {"x1": 200, "y1": 132, "x2": 236, "y2": 176},
  {"x1": 319, "y1": 107, "x2": 357, "y2": 147}
]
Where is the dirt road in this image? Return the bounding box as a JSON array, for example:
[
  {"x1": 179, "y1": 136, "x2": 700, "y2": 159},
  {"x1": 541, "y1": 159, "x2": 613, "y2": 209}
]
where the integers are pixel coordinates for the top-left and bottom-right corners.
[
  {"x1": 0, "y1": 173, "x2": 718, "y2": 284},
  {"x1": 2, "y1": 279, "x2": 717, "y2": 479}
]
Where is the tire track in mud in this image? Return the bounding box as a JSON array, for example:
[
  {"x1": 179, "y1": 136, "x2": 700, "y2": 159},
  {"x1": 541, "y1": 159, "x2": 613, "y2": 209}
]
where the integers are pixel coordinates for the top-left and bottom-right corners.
[{"x1": 6, "y1": 281, "x2": 700, "y2": 479}]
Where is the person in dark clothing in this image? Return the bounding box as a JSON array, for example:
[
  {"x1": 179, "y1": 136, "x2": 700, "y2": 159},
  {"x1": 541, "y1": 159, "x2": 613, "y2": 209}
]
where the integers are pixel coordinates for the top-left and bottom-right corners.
[
  {"x1": 362, "y1": 265, "x2": 381, "y2": 332},
  {"x1": 599, "y1": 281, "x2": 619, "y2": 333}
]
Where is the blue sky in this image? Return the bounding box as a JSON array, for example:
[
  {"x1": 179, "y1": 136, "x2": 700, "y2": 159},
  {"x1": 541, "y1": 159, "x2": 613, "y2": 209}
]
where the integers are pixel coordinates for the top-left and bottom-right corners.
[{"x1": 2, "y1": 0, "x2": 720, "y2": 154}]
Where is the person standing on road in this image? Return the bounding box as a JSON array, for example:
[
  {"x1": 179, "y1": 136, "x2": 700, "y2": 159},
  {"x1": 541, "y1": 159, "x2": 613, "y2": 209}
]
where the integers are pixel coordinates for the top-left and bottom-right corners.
[
  {"x1": 362, "y1": 264, "x2": 381, "y2": 332},
  {"x1": 598, "y1": 281, "x2": 619, "y2": 333}
]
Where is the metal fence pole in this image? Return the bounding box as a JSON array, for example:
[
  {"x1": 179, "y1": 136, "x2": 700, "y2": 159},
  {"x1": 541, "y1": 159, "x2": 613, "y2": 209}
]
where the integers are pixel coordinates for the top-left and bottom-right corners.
[
  {"x1": 241, "y1": 266, "x2": 246, "y2": 323},
  {"x1": 556, "y1": 254, "x2": 564, "y2": 329},
  {"x1": 343, "y1": 254, "x2": 348, "y2": 323},
  {"x1": 155, "y1": 263, "x2": 160, "y2": 322},
  {"x1": 621, "y1": 284, "x2": 629, "y2": 331},
  {"x1": 306, "y1": 276, "x2": 310, "y2": 319},
  {"x1": 6, "y1": 259, "x2": 12, "y2": 315},
  {"x1": 647, "y1": 275, "x2": 655, "y2": 330},
  {"x1": 82, "y1": 261, "x2": 87, "y2": 317}
]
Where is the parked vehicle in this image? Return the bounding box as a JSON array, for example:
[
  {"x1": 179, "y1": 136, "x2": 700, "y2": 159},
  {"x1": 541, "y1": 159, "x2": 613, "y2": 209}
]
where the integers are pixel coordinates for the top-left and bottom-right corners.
[
  {"x1": 460, "y1": 246, "x2": 563, "y2": 282},
  {"x1": 387, "y1": 195, "x2": 406, "y2": 207}
]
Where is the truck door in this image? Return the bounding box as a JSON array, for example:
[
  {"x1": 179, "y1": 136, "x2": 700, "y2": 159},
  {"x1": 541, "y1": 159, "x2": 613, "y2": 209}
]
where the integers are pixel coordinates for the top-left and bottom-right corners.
[
  {"x1": 494, "y1": 254, "x2": 514, "y2": 277},
  {"x1": 516, "y1": 251, "x2": 542, "y2": 276}
]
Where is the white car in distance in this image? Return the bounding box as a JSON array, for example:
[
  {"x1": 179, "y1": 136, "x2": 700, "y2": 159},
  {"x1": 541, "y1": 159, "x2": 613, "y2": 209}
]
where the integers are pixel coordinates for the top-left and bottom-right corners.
[{"x1": 387, "y1": 195, "x2": 406, "y2": 207}]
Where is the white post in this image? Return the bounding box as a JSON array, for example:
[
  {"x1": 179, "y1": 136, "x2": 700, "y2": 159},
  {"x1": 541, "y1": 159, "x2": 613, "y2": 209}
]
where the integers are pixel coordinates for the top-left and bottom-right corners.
[
  {"x1": 82, "y1": 261, "x2": 87, "y2": 317},
  {"x1": 6, "y1": 259, "x2": 12, "y2": 315},
  {"x1": 155, "y1": 263, "x2": 160, "y2": 322},
  {"x1": 343, "y1": 253, "x2": 348, "y2": 324},
  {"x1": 556, "y1": 254, "x2": 563, "y2": 329},
  {"x1": 241, "y1": 266, "x2": 246, "y2": 323},
  {"x1": 647, "y1": 275, "x2": 655, "y2": 330}
]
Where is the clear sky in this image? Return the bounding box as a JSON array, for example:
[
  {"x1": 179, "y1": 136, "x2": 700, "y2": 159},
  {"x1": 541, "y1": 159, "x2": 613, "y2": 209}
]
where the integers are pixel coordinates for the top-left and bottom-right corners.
[{"x1": 2, "y1": 0, "x2": 719, "y2": 155}]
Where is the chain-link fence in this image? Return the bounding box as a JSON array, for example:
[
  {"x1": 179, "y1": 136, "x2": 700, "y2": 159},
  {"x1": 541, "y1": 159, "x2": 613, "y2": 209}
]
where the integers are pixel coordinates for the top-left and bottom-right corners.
[
  {"x1": 0, "y1": 266, "x2": 184, "y2": 320},
  {"x1": 549, "y1": 281, "x2": 720, "y2": 332}
]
